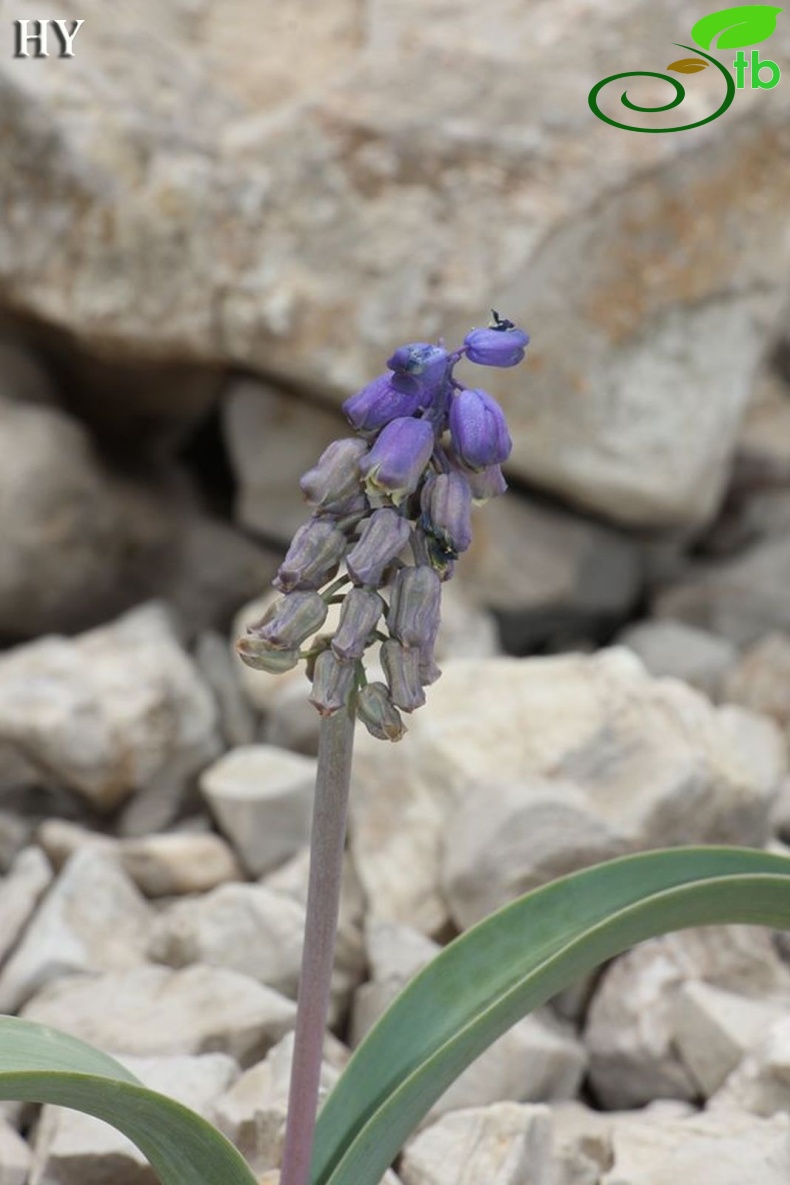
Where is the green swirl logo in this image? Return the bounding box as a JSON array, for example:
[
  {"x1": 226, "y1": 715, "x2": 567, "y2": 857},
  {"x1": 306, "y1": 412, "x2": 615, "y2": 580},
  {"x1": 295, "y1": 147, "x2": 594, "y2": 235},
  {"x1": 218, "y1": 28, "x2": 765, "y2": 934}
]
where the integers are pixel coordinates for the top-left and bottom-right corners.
[{"x1": 588, "y1": 5, "x2": 783, "y2": 133}]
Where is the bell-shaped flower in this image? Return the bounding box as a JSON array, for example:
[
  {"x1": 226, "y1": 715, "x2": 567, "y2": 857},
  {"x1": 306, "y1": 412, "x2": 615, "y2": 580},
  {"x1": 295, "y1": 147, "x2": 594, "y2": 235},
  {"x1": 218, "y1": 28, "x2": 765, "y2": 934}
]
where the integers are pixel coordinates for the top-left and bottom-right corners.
[
  {"x1": 299, "y1": 438, "x2": 368, "y2": 513},
  {"x1": 381, "y1": 638, "x2": 425, "y2": 712},
  {"x1": 309, "y1": 650, "x2": 357, "y2": 716},
  {"x1": 464, "y1": 323, "x2": 529, "y2": 368},
  {"x1": 388, "y1": 565, "x2": 441, "y2": 651},
  {"x1": 356, "y1": 682, "x2": 406, "y2": 742},
  {"x1": 236, "y1": 636, "x2": 299, "y2": 674},
  {"x1": 386, "y1": 343, "x2": 449, "y2": 402},
  {"x1": 449, "y1": 388, "x2": 512, "y2": 470},
  {"x1": 346, "y1": 509, "x2": 411, "y2": 587},
  {"x1": 331, "y1": 588, "x2": 385, "y2": 660},
  {"x1": 420, "y1": 471, "x2": 473, "y2": 555},
  {"x1": 359, "y1": 417, "x2": 434, "y2": 505},
  {"x1": 274, "y1": 519, "x2": 348, "y2": 594},
  {"x1": 343, "y1": 374, "x2": 423, "y2": 433},
  {"x1": 249, "y1": 591, "x2": 328, "y2": 651}
]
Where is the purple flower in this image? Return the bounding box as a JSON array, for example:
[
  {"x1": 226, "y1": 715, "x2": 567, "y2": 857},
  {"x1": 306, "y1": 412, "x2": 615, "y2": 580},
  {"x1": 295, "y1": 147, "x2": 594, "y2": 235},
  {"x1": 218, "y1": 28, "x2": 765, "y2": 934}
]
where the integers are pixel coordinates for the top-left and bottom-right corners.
[
  {"x1": 464, "y1": 323, "x2": 529, "y2": 368},
  {"x1": 332, "y1": 588, "x2": 385, "y2": 660},
  {"x1": 388, "y1": 565, "x2": 442, "y2": 651},
  {"x1": 420, "y1": 471, "x2": 473, "y2": 555},
  {"x1": 249, "y1": 591, "x2": 328, "y2": 650},
  {"x1": 449, "y1": 388, "x2": 512, "y2": 470},
  {"x1": 236, "y1": 636, "x2": 299, "y2": 673},
  {"x1": 343, "y1": 374, "x2": 423, "y2": 433},
  {"x1": 274, "y1": 519, "x2": 348, "y2": 593},
  {"x1": 386, "y1": 343, "x2": 449, "y2": 401},
  {"x1": 346, "y1": 509, "x2": 411, "y2": 586},
  {"x1": 299, "y1": 438, "x2": 368, "y2": 513},
  {"x1": 381, "y1": 638, "x2": 425, "y2": 712},
  {"x1": 356, "y1": 682, "x2": 406, "y2": 742},
  {"x1": 359, "y1": 417, "x2": 435, "y2": 505},
  {"x1": 309, "y1": 650, "x2": 357, "y2": 716}
]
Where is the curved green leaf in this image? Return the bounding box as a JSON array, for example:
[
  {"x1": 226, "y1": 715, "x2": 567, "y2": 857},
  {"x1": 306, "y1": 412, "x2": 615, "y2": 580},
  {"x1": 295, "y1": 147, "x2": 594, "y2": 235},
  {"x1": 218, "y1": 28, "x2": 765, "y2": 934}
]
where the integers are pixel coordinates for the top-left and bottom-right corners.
[
  {"x1": 691, "y1": 4, "x2": 782, "y2": 50},
  {"x1": 0, "y1": 1018, "x2": 257, "y2": 1185},
  {"x1": 312, "y1": 847, "x2": 790, "y2": 1185}
]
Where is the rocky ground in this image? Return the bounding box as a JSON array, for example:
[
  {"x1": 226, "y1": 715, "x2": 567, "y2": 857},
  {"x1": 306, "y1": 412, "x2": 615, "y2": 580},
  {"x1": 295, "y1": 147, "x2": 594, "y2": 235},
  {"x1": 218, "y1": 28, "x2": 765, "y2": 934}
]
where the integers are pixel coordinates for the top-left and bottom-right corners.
[{"x1": 2, "y1": 1, "x2": 790, "y2": 1182}]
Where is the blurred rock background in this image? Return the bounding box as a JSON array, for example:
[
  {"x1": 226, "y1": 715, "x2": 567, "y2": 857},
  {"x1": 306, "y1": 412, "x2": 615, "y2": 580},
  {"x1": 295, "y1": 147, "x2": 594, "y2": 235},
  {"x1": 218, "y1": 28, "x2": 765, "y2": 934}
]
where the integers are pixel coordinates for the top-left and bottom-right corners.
[{"x1": 2, "y1": 0, "x2": 790, "y2": 1182}]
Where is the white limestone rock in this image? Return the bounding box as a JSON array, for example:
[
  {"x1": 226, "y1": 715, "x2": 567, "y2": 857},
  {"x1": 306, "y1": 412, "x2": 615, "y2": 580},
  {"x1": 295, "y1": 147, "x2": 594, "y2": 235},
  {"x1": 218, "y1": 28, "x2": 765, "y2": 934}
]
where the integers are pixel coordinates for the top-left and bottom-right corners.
[
  {"x1": 0, "y1": 845, "x2": 52, "y2": 966},
  {"x1": 399, "y1": 1103, "x2": 553, "y2": 1185},
  {"x1": 710, "y1": 1015, "x2": 790, "y2": 1117},
  {"x1": 22, "y1": 965, "x2": 296, "y2": 1066},
  {"x1": 585, "y1": 926, "x2": 790, "y2": 1109},
  {"x1": 618, "y1": 619, "x2": 738, "y2": 699},
  {"x1": 118, "y1": 832, "x2": 243, "y2": 897},
  {"x1": 0, "y1": 847, "x2": 151, "y2": 1013},
  {"x1": 672, "y1": 979, "x2": 789, "y2": 1097},
  {"x1": 0, "y1": 603, "x2": 221, "y2": 811},
  {"x1": 214, "y1": 1031, "x2": 347, "y2": 1176},
  {"x1": 601, "y1": 1109, "x2": 790, "y2": 1185},
  {"x1": 0, "y1": 1119, "x2": 31, "y2": 1185},
  {"x1": 351, "y1": 650, "x2": 785, "y2": 930},
  {"x1": 148, "y1": 882, "x2": 305, "y2": 997},
  {"x1": 200, "y1": 746, "x2": 316, "y2": 876}
]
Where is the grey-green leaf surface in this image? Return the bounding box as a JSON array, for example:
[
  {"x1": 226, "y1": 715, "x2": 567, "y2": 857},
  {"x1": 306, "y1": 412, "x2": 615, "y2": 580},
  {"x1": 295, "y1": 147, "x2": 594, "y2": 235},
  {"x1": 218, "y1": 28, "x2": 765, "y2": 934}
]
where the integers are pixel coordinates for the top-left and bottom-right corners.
[
  {"x1": 312, "y1": 846, "x2": 790, "y2": 1185},
  {"x1": 691, "y1": 4, "x2": 783, "y2": 50},
  {"x1": 0, "y1": 1017, "x2": 258, "y2": 1185}
]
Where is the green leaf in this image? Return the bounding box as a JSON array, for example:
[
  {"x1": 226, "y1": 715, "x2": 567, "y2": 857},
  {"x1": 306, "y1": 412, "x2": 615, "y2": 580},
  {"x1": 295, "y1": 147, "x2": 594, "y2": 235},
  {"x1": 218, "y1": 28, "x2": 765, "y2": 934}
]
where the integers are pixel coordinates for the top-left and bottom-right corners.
[
  {"x1": 691, "y1": 4, "x2": 783, "y2": 50},
  {"x1": 312, "y1": 846, "x2": 790, "y2": 1185},
  {"x1": 0, "y1": 1018, "x2": 258, "y2": 1185}
]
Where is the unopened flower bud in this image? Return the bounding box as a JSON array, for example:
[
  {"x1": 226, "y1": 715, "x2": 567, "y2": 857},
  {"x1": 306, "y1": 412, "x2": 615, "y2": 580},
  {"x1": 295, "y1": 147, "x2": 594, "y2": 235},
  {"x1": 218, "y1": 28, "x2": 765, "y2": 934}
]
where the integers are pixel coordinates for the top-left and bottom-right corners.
[
  {"x1": 309, "y1": 649, "x2": 357, "y2": 716},
  {"x1": 357, "y1": 681, "x2": 406, "y2": 742},
  {"x1": 388, "y1": 565, "x2": 441, "y2": 650},
  {"x1": 249, "y1": 591, "x2": 328, "y2": 651},
  {"x1": 381, "y1": 638, "x2": 425, "y2": 712},
  {"x1": 449, "y1": 388, "x2": 512, "y2": 470},
  {"x1": 464, "y1": 319, "x2": 529, "y2": 368},
  {"x1": 420, "y1": 471, "x2": 473, "y2": 555},
  {"x1": 359, "y1": 417, "x2": 435, "y2": 505},
  {"x1": 386, "y1": 343, "x2": 449, "y2": 401},
  {"x1": 331, "y1": 588, "x2": 384, "y2": 660},
  {"x1": 300, "y1": 438, "x2": 368, "y2": 513},
  {"x1": 236, "y1": 636, "x2": 299, "y2": 673},
  {"x1": 346, "y1": 508, "x2": 411, "y2": 587},
  {"x1": 275, "y1": 519, "x2": 348, "y2": 593},
  {"x1": 342, "y1": 374, "x2": 423, "y2": 433}
]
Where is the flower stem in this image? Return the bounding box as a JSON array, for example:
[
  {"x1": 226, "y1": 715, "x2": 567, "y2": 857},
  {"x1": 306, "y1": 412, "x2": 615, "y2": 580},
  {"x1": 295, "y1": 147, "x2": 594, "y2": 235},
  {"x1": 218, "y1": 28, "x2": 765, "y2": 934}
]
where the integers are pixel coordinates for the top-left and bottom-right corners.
[{"x1": 280, "y1": 704, "x2": 356, "y2": 1185}]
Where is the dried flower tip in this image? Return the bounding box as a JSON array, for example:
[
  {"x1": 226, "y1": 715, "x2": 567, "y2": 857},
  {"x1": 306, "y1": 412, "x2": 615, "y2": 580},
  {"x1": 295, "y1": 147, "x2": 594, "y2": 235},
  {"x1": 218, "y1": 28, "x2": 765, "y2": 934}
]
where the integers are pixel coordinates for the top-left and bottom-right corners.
[
  {"x1": 331, "y1": 588, "x2": 385, "y2": 660},
  {"x1": 346, "y1": 508, "x2": 411, "y2": 587},
  {"x1": 381, "y1": 638, "x2": 425, "y2": 712},
  {"x1": 464, "y1": 322, "x2": 529, "y2": 368},
  {"x1": 249, "y1": 591, "x2": 328, "y2": 650},
  {"x1": 388, "y1": 564, "x2": 442, "y2": 650},
  {"x1": 299, "y1": 438, "x2": 368, "y2": 513},
  {"x1": 357, "y1": 681, "x2": 406, "y2": 742},
  {"x1": 343, "y1": 374, "x2": 424, "y2": 433},
  {"x1": 449, "y1": 387, "x2": 512, "y2": 470},
  {"x1": 386, "y1": 343, "x2": 449, "y2": 400},
  {"x1": 459, "y1": 460, "x2": 508, "y2": 503},
  {"x1": 418, "y1": 649, "x2": 442, "y2": 686},
  {"x1": 236, "y1": 636, "x2": 300, "y2": 674},
  {"x1": 309, "y1": 649, "x2": 357, "y2": 716},
  {"x1": 420, "y1": 471, "x2": 473, "y2": 555},
  {"x1": 274, "y1": 519, "x2": 348, "y2": 594},
  {"x1": 359, "y1": 417, "x2": 435, "y2": 506}
]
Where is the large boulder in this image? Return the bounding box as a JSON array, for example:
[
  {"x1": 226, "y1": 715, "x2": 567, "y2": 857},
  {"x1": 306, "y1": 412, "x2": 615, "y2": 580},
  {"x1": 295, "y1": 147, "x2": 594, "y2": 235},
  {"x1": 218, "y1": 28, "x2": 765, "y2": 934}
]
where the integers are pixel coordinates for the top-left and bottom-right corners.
[{"x1": 1, "y1": 0, "x2": 789, "y2": 525}]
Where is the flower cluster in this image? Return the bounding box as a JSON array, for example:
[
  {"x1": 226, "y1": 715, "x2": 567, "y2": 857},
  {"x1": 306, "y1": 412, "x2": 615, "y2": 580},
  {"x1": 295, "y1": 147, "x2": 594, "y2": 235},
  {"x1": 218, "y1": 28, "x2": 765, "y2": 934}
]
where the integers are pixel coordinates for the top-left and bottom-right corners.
[{"x1": 238, "y1": 313, "x2": 529, "y2": 741}]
